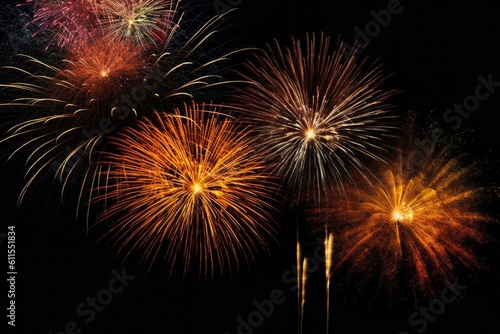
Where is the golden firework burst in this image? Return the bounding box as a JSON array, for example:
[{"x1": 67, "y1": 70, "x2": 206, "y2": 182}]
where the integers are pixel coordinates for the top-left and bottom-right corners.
[
  {"x1": 308, "y1": 140, "x2": 497, "y2": 305},
  {"x1": 229, "y1": 32, "x2": 398, "y2": 203},
  {"x1": 92, "y1": 102, "x2": 282, "y2": 277}
]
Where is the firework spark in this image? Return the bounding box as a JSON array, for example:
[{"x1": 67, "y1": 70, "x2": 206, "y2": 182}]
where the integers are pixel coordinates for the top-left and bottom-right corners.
[
  {"x1": 308, "y1": 140, "x2": 497, "y2": 305},
  {"x1": 91, "y1": 102, "x2": 282, "y2": 277},
  {"x1": 229, "y1": 32, "x2": 398, "y2": 203},
  {"x1": 152, "y1": 4, "x2": 248, "y2": 106}
]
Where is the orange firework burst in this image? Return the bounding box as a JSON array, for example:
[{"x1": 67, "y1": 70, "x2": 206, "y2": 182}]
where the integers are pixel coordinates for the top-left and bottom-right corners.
[
  {"x1": 92, "y1": 102, "x2": 282, "y2": 277},
  {"x1": 229, "y1": 32, "x2": 398, "y2": 203},
  {"x1": 308, "y1": 138, "x2": 498, "y2": 305}
]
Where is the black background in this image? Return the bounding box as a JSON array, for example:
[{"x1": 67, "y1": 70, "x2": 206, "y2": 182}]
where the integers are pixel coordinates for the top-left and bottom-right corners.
[{"x1": 2, "y1": 1, "x2": 500, "y2": 333}]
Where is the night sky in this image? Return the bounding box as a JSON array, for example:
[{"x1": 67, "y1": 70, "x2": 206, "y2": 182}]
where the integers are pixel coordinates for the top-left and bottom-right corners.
[{"x1": 2, "y1": 1, "x2": 500, "y2": 333}]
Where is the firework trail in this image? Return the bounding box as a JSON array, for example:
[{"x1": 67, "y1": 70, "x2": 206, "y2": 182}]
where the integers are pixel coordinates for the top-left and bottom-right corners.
[
  {"x1": 228, "y1": 32, "x2": 398, "y2": 204},
  {"x1": 324, "y1": 230, "x2": 334, "y2": 334},
  {"x1": 296, "y1": 237, "x2": 302, "y2": 333},
  {"x1": 300, "y1": 257, "x2": 307, "y2": 334},
  {"x1": 91, "y1": 102, "x2": 282, "y2": 277},
  {"x1": 307, "y1": 134, "x2": 498, "y2": 305}
]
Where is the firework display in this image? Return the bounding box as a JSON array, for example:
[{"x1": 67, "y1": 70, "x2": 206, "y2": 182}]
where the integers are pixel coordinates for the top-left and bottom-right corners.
[
  {"x1": 0, "y1": 2, "x2": 498, "y2": 332},
  {"x1": 1, "y1": 0, "x2": 242, "y2": 213}
]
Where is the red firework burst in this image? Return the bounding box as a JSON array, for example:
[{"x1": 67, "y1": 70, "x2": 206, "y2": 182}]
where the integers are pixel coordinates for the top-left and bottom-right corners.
[{"x1": 51, "y1": 37, "x2": 147, "y2": 122}]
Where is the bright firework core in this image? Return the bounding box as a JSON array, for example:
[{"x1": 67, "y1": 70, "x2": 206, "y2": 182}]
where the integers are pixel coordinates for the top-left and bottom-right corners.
[
  {"x1": 100, "y1": 69, "x2": 110, "y2": 77},
  {"x1": 192, "y1": 182, "x2": 203, "y2": 194},
  {"x1": 391, "y1": 204, "x2": 413, "y2": 223},
  {"x1": 305, "y1": 128, "x2": 316, "y2": 140}
]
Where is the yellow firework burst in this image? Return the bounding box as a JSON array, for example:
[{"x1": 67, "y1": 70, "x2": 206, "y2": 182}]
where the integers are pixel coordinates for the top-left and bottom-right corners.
[
  {"x1": 229, "y1": 32, "x2": 398, "y2": 203},
  {"x1": 92, "y1": 102, "x2": 282, "y2": 277},
  {"x1": 308, "y1": 139, "x2": 498, "y2": 305}
]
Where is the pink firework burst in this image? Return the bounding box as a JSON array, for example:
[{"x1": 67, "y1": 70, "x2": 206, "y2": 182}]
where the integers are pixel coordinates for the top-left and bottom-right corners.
[{"x1": 23, "y1": 0, "x2": 101, "y2": 50}]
